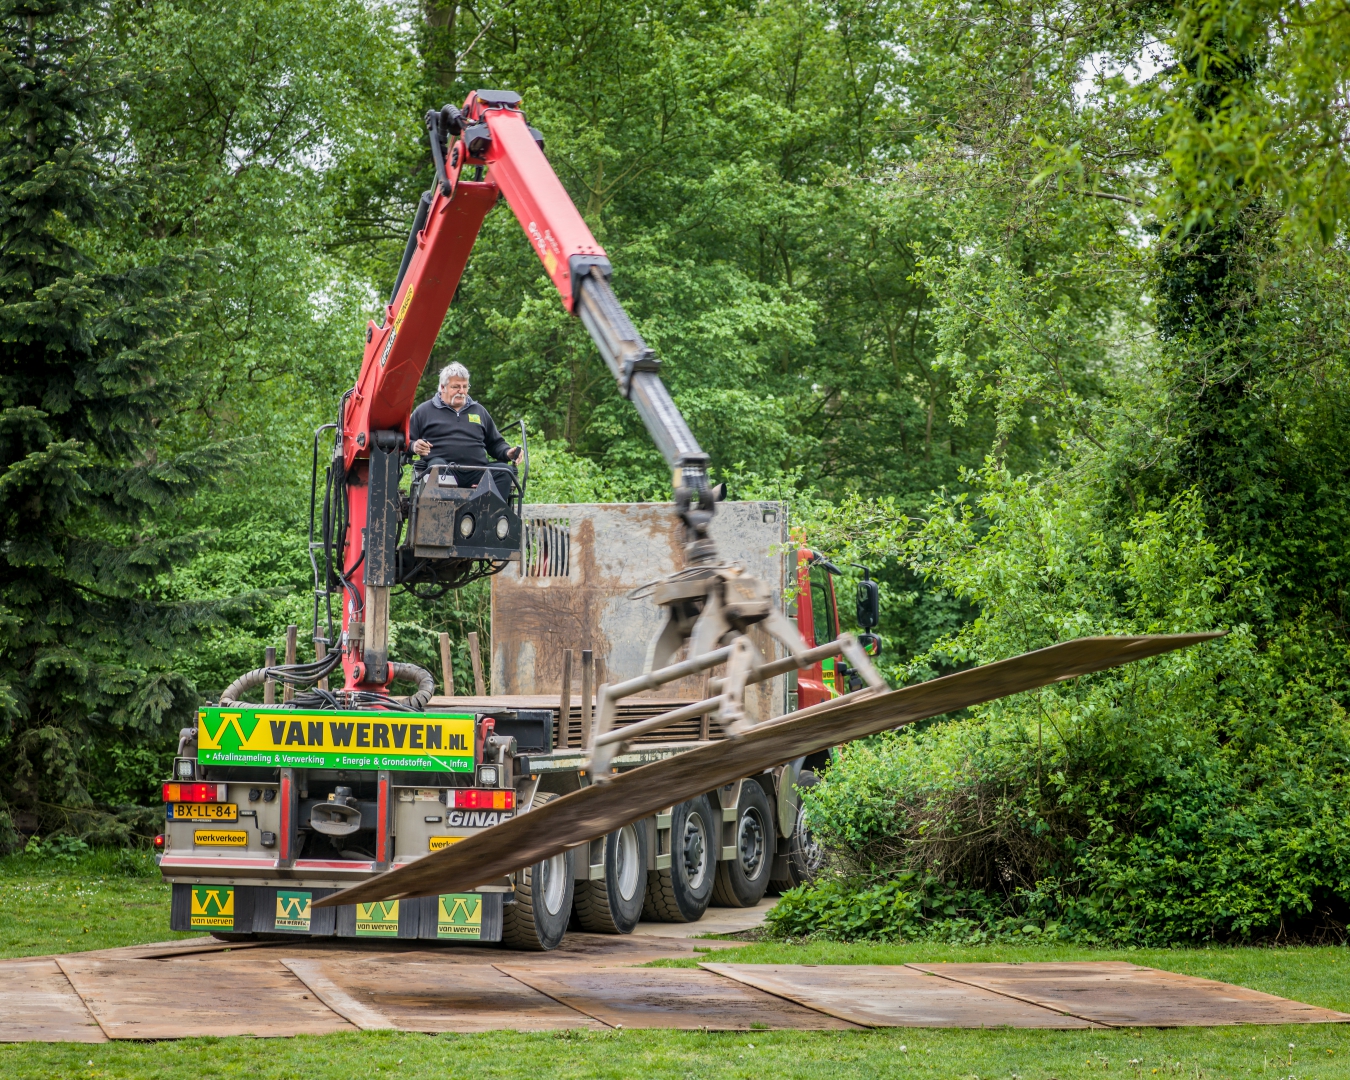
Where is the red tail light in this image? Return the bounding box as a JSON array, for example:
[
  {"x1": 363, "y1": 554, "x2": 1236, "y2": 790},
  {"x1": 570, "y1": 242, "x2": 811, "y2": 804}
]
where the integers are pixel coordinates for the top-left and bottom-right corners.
[
  {"x1": 453, "y1": 788, "x2": 515, "y2": 810},
  {"x1": 162, "y1": 782, "x2": 227, "y2": 803},
  {"x1": 152, "y1": 834, "x2": 165, "y2": 850}
]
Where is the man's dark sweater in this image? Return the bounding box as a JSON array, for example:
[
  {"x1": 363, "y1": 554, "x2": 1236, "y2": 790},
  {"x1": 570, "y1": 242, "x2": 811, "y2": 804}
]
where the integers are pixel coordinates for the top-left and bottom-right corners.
[{"x1": 409, "y1": 395, "x2": 512, "y2": 477}]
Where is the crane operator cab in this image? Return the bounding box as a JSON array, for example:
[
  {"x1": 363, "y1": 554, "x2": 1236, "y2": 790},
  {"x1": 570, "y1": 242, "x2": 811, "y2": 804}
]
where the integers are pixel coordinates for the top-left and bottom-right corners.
[
  {"x1": 400, "y1": 363, "x2": 525, "y2": 594},
  {"x1": 313, "y1": 363, "x2": 526, "y2": 610},
  {"x1": 404, "y1": 458, "x2": 523, "y2": 586}
]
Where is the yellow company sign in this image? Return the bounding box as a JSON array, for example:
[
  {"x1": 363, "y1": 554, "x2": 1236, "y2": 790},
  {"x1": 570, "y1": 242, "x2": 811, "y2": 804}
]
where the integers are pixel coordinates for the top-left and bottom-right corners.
[
  {"x1": 356, "y1": 900, "x2": 400, "y2": 937},
  {"x1": 190, "y1": 886, "x2": 234, "y2": 928},
  {"x1": 429, "y1": 835, "x2": 465, "y2": 852},
  {"x1": 275, "y1": 891, "x2": 311, "y2": 932},
  {"x1": 194, "y1": 829, "x2": 247, "y2": 847},
  {"x1": 197, "y1": 707, "x2": 475, "y2": 772},
  {"x1": 438, "y1": 893, "x2": 482, "y2": 938}
]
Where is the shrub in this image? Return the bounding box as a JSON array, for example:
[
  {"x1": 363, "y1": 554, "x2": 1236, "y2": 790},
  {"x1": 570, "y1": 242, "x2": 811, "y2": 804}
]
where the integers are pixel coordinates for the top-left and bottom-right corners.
[{"x1": 772, "y1": 479, "x2": 1350, "y2": 945}]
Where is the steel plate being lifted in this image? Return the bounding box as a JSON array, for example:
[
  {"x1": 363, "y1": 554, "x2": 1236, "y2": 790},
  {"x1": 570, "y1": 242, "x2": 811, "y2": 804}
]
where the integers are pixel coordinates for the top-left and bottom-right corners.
[{"x1": 317, "y1": 632, "x2": 1221, "y2": 908}]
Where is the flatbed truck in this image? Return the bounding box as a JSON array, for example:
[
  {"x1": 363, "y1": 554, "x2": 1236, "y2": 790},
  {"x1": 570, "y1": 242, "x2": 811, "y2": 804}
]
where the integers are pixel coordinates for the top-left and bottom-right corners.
[{"x1": 158, "y1": 502, "x2": 877, "y2": 949}]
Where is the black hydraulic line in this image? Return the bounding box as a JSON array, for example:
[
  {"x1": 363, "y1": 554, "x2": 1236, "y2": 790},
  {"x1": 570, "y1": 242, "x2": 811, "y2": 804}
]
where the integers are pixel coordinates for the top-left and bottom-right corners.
[
  {"x1": 309, "y1": 422, "x2": 338, "y2": 650},
  {"x1": 267, "y1": 650, "x2": 345, "y2": 683},
  {"x1": 389, "y1": 190, "x2": 433, "y2": 307}
]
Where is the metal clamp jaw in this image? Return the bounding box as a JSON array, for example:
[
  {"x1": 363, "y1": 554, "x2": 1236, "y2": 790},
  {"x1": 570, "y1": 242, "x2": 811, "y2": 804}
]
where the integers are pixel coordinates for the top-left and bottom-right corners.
[{"x1": 582, "y1": 546, "x2": 888, "y2": 777}]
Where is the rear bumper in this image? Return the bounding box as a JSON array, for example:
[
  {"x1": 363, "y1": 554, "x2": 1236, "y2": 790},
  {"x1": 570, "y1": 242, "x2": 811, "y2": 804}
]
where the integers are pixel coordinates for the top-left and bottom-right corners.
[{"x1": 169, "y1": 882, "x2": 503, "y2": 942}]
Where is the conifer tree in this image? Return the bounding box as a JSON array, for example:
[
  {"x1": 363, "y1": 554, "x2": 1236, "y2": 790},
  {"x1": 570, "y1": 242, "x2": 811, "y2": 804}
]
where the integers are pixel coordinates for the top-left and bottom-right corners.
[{"x1": 0, "y1": 0, "x2": 229, "y2": 847}]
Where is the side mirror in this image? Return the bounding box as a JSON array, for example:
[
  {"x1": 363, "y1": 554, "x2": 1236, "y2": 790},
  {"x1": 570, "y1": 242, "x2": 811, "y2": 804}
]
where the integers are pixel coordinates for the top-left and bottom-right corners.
[{"x1": 855, "y1": 575, "x2": 879, "y2": 629}]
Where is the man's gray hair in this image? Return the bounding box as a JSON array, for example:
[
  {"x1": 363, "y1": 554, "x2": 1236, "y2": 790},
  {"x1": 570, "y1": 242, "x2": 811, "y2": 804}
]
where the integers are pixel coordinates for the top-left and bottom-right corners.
[{"x1": 439, "y1": 362, "x2": 470, "y2": 387}]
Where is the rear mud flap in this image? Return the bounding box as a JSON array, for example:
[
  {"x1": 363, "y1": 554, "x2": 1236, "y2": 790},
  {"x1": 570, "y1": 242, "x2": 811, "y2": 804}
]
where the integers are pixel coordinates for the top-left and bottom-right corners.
[{"x1": 170, "y1": 883, "x2": 503, "y2": 941}]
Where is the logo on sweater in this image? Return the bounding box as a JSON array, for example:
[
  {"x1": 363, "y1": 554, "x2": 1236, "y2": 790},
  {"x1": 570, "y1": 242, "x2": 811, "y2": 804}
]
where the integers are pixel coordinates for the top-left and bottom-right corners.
[{"x1": 468, "y1": 413, "x2": 481, "y2": 424}]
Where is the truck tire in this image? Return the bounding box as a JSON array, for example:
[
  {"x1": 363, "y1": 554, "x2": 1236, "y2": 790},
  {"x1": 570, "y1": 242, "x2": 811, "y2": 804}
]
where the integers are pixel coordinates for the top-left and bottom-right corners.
[
  {"x1": 771, "y1": 768, "x2": 823, "y2": 893},
  {"x1": 502, "y1": 793, "x2": 575, "y2": 950},
  {"x1": 712, "y1": 780, "x2": 776, "y2": 907},
  {"x1": 643, "y1": 795, "x2": 715, "y2": 922},
  {"x1": 573, "y1": 820, "x2": 647, "y2": 934}
]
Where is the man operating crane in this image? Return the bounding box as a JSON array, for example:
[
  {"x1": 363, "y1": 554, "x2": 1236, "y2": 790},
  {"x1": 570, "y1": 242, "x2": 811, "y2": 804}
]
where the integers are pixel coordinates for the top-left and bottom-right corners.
[{"x1": 409, "y1": 361, "x2": 522, "y2": 486}]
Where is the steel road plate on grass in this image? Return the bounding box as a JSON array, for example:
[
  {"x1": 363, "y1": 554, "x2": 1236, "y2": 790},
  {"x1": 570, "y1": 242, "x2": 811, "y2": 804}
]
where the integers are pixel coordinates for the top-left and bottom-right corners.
[
  {"x1": 905, "y1": 962, "x2": 1350, "y2": 1027},
  {"x1": 0, "y1": 961, "x2": 108, "y2": 1043},
  {"x1": 497, "y1": 964, "x2": 859, "y2": 1030},
  {"x1": 54, "y1": 955, "x2": 356, "y2": 1039},
  {"x1": 317, "y1": 633, "x2": 1221, "y2": 908},
  {"x1": 700, "y1": 963, "x2": 1100, "y2": 1028}
]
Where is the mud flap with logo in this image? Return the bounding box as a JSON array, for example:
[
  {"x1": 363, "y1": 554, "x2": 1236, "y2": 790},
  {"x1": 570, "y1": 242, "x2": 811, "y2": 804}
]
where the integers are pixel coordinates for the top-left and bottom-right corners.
[{"x1": 170, "y1": 883, "x2": 503, "y2": 940}]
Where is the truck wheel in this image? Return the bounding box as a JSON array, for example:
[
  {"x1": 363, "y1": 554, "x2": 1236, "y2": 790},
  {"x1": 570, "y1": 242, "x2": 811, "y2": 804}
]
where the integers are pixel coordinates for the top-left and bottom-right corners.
[
  {"x1": 643, "y1": 795, "x2": 715, "y2": 922},
  {"x1": 712, "y1": 780, "x2": 776, "y2": 907},
  {"x1": 502, "y1": 793, "x2": 575, "y2": 950},
  {"x1": 771, "y1": 769, "x2": 823, "y2": 893},
  {"x1": 573, "y1": 820, "x2": 647, "y2": 934}
]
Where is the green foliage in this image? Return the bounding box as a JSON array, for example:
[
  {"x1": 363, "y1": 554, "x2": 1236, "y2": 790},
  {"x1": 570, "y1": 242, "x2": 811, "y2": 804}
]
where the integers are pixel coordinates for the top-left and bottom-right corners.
[
  {"x1": 766, "y1": 0, "x2": 1350, "y2": 947},
  {"x1": 0, "y1": 0, "x2": 248, "y2": 849},
  {"x1": 778, "y1": 475, "x2": 1350, "y2": 945},
  {"x1": 766, "y1": 873, "x2": 1023, "y2": 944}
]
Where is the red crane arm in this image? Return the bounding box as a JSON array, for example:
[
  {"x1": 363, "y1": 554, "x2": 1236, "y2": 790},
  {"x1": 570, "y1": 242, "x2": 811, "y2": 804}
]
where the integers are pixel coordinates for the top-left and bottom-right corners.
[
  {"x1": 341, "y1": 180, "x2": 498, "y2": 469},
  {"x1": 341, "y1": 89, "x2": 707, "y2": 484},
  {"x1": 334, "y1": 89, "x2": 716, "y2": 693}
]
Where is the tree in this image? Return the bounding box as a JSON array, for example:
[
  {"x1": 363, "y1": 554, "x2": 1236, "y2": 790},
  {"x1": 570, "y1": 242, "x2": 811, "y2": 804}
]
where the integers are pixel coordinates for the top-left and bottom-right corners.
[
  {"x1": 0, "y1": 0, "x2": 233, "y2": 847},
  {"x1": 771, "y1": 0, "x2": 1350, "y2": 944}
]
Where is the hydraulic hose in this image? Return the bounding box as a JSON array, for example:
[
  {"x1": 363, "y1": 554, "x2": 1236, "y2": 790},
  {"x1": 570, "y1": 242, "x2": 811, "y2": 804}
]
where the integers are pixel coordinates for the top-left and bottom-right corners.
[
  {"x1": 389, "y1": 662, "x2": 436, "y2": 710},
  {"x1": 218, "y1": 655, "x2": 435, "y2": 710}
]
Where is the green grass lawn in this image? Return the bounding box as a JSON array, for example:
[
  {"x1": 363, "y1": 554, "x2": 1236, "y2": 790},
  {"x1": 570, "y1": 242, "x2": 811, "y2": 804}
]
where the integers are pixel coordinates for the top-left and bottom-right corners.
[
  {"x1": 2, "y1": 1025, "x2": 1347, "y2": 1079},
  {"x1": 2, "y1": 852, "x2": 1347, "y2": 1079},
  {"x1": 0, "y1": 848, "x2": 195, "y2": 958}
]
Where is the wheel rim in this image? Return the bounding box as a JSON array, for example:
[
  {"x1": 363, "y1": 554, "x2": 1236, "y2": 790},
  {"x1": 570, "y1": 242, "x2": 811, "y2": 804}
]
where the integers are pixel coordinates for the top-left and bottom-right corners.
[
  {"x1": 682, "y1": 811, "x2": 708, "y2": 889},
  {"x1": 614, "y1": 823, "x2": 641, "y2": 902},
  {"x1": 539, "y1": 851, "x2": 568, "y2": 916},
  {"x1": 737, "y1": 806, "x2": 766, "y2": 878},
  {"x1": 794, "y1": 804, "x2": 824, "y2": 878}
]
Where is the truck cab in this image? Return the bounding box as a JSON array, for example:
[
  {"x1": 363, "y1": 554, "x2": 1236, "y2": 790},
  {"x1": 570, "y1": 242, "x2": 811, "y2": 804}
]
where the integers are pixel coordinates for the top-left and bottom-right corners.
[
  {"x1": 792, "y1": 546, "x2": 881, "y2": 707},
  {"x1": 793, "y1": 547, "x2": 844, "y2": 708}
]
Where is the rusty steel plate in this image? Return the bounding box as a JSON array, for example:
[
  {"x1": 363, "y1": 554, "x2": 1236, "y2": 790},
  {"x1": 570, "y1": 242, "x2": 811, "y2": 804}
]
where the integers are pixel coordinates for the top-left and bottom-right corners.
[
  {"x1": 54, "y1": 954, "x2": 355, "y2": 1039},
  {"x1": 493, "y1": 502, "x2": 789, "y2": 722},
  {"x1": 0, "y1": 960, "x2": 107, "y2": 1043},
  {"x1": 247, "y1": 931, "x2": 738, "y2": 968},
  {"x1": 497, "y1": 964, "x2": 859, "y2": 1030},
  {"x1": 908, "y1": 962, "x2": 1350, "y2": 1028},
  {"x1": 281, "y1": 956, "x2": 602, "y2": 1032},
  {"x1": 320, "y1": 633, "x2": 1221, "y2": 906},
  {"x1": 701, "y1": 963, "x2": 1099, "y2": 1028}
]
